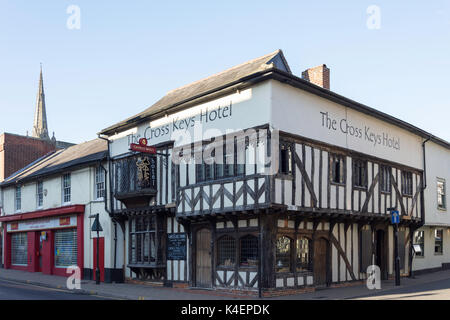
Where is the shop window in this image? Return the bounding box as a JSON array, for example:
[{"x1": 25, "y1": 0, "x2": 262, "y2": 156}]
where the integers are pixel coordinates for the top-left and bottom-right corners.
[
  {"x1": 15, "y1": 186, "x2": 21, "y2": 212},
  {"x1": 353, "y1": 159, "x2": 367, "y2": 188},
  {"x1": 95, "y1": 167, "x2": 105, "y2": 200},
  {"x1": 36, "y1": 181, "x2": 43, "y2": 208},
  {"x1": 55, "y1": 229, "x2": 77, "y2": 267},
  {"x1": 217, "y1": 235, "x2": 235, "y2": 267},
  {"x1": 414, "y1": 230, "x2": 424, "y2": 257},
  {"x1": 276, "y1": 236, "x2": 292, "y2": 273},
  {"x1": 240, "y1": 235, "x2": 258, "y2": 267},
  {"x1": 279, "y1": 143, "x2": 292, "y2": 175},
  {"x1": 330, "y1": 154, "x2": 345, "y2": 184},
  {"x1": 296, "y1": 237, "x2": 311, "y2": 272},
  {"x1": 401, "y1": 171, "x2": 413, "y2": 196},
  {"x1": 380, "y1": 165, "x2": 392, "y2": 193},
  {"x1": 62, "y1": 173, "x2": 71, "y2": 204},
  {"x1": 11, "y1": 233, "x2": 27, "y2": 265},
  {"x1": 437, "y1": 179, "x2": 446, "y2": 210},
  {"x1": 435, "y1": 229, "x2": 443, "y2": 255},
  {"x1": 129, "y1": 215, "x2": 157, "y2": 264}
]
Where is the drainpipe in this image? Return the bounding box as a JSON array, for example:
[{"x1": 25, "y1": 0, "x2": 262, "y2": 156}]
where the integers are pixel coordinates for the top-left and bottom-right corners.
[
  {"x1": 98, "y1": 134, "x2": 120, "y2": 282},
  {"x1": 410, "y1": 136, "x2": 431, "y2": 278}
]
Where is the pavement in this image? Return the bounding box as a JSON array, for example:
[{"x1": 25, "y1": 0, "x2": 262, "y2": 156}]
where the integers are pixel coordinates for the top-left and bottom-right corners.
[{"x1": 0, "y1": 268, "x2": 450, "y2": 300}]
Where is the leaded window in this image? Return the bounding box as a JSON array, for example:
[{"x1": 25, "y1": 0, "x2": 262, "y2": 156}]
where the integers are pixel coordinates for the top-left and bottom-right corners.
[
  {"x1": 129, "y1": 215, "x2": 158, "y2": 265},
  {"x1": 380, "y1": 165, "x2": 392, "y2": 193},
  {"x1": 330, "y1": 154, "x2": 345, "y2": 184},
  {"x1": 353, "y1": 159, "x2": 367, "y2": 188},
  {"x1": 217, "y1": 235, "x2": 235, "y2": 267},
  {"x1": 240, "y1": 235, "x2": 258, "y2": 267},
  {"x1": 276, "y1": 236, "x2": 292, "y2": 273},
  {"x1": 401, "y1": 171, "x2": 413, "y2": 196},
  {"x1": 296, "y1": 237, "x2": 311, "y2": 272},
  {"x1": 279, "y1": 143, "x2": 292, "y2": 174}
]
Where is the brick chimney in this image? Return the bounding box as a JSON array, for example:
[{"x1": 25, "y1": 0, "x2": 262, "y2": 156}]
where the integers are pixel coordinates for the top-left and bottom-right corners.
[{"x1": 301, "y1": 64, "x2": 330, "y2": 90}]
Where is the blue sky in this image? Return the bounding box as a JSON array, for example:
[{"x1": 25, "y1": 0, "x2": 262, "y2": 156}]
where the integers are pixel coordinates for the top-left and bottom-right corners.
[{"x1": 1, "y1": 1, "x2": 449, "y2": 144}]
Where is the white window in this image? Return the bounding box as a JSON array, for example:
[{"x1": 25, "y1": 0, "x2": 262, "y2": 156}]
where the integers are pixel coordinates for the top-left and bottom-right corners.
[
  {"x1": 437, "y1": 179, "x2": 446, "y2": 210},
  {"x1": 15, "y1": 186, "x2": 21, "y2": 212},
  {"x1": 95, "y1": 167, "x2": 105, "y2": 200},
  {"x1": 36, "y1": 181, "x2": 43, "y2": 208},
  {"x1": 62, "y1": 173, "x2": 71, "y2": 204}
]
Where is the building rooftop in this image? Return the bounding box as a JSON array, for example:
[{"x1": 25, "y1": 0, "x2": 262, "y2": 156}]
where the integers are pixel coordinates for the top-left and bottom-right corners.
[
  {"x1": 99, "y1": 49, "x2": 450, "y2": 150},
  {"x1": 1, "y1": 138, "x2": 107, "y2": 187}
]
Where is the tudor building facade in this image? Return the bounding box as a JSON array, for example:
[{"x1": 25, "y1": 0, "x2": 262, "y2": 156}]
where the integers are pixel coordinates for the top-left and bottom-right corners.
[{"x1": 99, "y1": 50, "x2": 449, "y2": 295}]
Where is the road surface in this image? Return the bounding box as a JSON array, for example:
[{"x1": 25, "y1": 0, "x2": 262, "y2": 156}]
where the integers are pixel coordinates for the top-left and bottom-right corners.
[{"x1": 0, "y1": 279, "x2": 114, "y2": 300}]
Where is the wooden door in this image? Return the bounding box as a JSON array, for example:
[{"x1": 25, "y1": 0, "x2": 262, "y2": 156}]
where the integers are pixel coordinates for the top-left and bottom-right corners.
[
  {"x1": 314, "y1": 238, "x2": 328, "y2": 286},
  {"x1": 196, "y1": 228, "x2": 212, "y2": 288}
]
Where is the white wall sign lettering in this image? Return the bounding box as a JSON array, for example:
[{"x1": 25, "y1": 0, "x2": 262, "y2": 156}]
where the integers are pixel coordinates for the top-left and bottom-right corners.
[{"x1": 320, "y1": 111, "x2": 401, "y2": 150}]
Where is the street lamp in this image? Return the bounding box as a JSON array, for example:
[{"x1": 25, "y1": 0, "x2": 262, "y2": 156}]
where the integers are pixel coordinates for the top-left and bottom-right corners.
[{"x1": 90, "y1": 213, "x2": 103, "y2": 285}]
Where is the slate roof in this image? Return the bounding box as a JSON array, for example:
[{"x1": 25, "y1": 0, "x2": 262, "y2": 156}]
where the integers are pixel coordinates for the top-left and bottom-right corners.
[
  {"x1": 100, "y1": 49, "x2": 291, "y2": 135},
  {"x1": 1, "y1": 138, "x2": 107, "y2": 187}
]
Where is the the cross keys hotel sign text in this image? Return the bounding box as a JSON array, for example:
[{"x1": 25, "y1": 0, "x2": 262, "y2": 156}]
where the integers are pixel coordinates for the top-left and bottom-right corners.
[{"x1": 320, "y1": 111, "x2": 401, "y2": 151}]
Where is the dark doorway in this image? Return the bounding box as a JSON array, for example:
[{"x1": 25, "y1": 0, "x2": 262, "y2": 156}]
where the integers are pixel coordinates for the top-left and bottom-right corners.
[
  {"x1": 376, "y1": 229, "x2": 388, "y2": 280},
  {"x1": 313, "y1": 238, "x2": 328, "y2": 286},
  {"x1": 196, "y1": 228, "x2": 212, "y2": 288}
]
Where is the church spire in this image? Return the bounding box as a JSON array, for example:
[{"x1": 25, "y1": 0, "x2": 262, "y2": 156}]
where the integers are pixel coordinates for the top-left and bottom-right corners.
[{"x1": 32, "y1": 64, "x2": 50, "y2": 140}]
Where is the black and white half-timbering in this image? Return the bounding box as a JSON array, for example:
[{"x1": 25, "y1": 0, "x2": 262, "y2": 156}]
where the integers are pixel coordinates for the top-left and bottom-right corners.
[{"x1": 99, "y1": 50, "x2": 450, "y2": 295}]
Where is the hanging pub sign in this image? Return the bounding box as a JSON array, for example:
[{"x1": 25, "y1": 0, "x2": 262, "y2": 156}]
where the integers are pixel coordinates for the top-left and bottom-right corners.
[
  {"x1": 130, "y1": 138, "x2": 157, "y2": 154},
  {"x1": 167, "y1": 233, "x2": 187, "y2": 260},
  {"x1": 136, "y1": 155, "x2": 157, "y2": 189}
]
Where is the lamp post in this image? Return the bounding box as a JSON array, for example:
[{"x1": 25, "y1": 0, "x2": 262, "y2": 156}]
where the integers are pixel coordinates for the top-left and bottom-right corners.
[{"x1": 90, "y1": 214, "x2": 103, "y2": 285}]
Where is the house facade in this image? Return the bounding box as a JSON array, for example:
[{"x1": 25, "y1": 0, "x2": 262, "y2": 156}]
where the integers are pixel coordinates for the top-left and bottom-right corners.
[
  {"x1": 0, "y1": 139, "x2": 123, "y2": 283},
  {"x1": 412, "y1": 140, "x2": 450, "y2": 273},
  {"x1": 99, "y1": 50, "x2": 449, "y2": 295}
]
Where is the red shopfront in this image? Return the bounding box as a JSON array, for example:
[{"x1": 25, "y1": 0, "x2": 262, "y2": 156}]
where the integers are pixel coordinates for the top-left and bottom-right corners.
[{"x1": 0, "y1": 205, "x2": 84, "y2": 277}]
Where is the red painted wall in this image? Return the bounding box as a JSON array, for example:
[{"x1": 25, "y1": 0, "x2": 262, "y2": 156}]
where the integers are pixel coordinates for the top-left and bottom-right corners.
[{"x1": 93, "y1": 237, "x2": 105, "y2": 282}]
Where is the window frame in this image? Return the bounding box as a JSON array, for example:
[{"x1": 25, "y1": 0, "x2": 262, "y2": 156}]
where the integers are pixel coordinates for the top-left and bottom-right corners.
[
  {"x1": 36, "y1": 180, "x2": 44, "y2": 209},
  {"x1": 330, "y1": 153, "x2": 346, "y2": 185},
  {"x1": 62, "y1": 173, "x2": 71, "y2": 204},
  {"x1": 279, "y1": 142, "x2": 293, "y2": 175},
  {"x1": 437, "y1": 178, "x2": 446, "y2": 210},
  {"x1": 296, "y1": 236, "x2": 312, "y2": 273},
  {"x1": 413, "y1": 230, "x2": 425, "y2": 257},
  {"x1": 380, "y1": 165, "x2": 392, "y2": 194},
  {"x1": 196, "y1": 138, "x2": 246, "y2": 183},
  {"x1": 216, "y1": 235, "x2": 236, "y2": 268},
  {"x1": 275, "y1": 235, "x2": 293, "y2": 273},
  {"x1": 401, "y1": 171, "x2": 413, "y2": 197},
  {"x1": 15, "y1": 185, "x2": 22, "y2": 212},
  {"x1": 239, "y1": 234, "x2": 258, "y2": 267},
  {"x1": 353, "y1": 159, "x2": 368, "y2": 189},
  {"x1": 434, "y1": 229, "x2": 443, "y2": 255},
  {"x1": 95, "y1": 166, "x2": 105, "y2": 200}
]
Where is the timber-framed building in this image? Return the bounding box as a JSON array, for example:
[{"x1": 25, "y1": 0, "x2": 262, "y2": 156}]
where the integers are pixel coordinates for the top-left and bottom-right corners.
[{"x1": 99, "y1": 50, "x2": 450, "y2": 296}]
